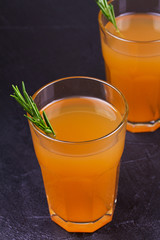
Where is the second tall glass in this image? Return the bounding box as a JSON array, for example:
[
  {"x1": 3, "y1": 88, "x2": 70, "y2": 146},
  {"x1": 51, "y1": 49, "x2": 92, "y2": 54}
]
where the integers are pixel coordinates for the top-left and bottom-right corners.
[{"x1": 98, "y1": 0, "x2": 160, "y2": 132}]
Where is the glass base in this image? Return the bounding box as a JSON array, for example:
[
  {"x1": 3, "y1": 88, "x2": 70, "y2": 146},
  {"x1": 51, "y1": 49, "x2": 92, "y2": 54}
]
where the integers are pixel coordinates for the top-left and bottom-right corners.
[
  {"x1": 127, "y1": 119, "x2": 160, "y2": 133},
  {"x1": 50, "y1": 212, "x2": 113, "y2": 233}
]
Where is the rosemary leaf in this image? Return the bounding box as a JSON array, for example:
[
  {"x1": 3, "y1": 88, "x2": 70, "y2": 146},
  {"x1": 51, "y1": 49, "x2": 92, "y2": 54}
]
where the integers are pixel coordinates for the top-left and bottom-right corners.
[
  {"x1": 22, "y1": 82, "x2": 33, "y2": 108},
  {"x1": 11, "y1": 82, "x2": 56, "y2": 137},
  {"x1": 10, "y1": 94, "x2": 33, "y2": 116},
  {"x1": 95, "y1": 0, "x2": 119, "y2": 32},
  {"x1": 43, "y1": 111, "x2": 56, "y2": 136},
  {"x1": 12, "y1": 85, "x2": 26, "y2": 103}
]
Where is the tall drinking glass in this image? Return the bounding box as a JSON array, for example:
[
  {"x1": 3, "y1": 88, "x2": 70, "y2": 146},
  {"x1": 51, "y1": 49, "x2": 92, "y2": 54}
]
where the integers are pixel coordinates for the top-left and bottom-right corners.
[
  {"x1": 98, "y1": 0, "x2": 160, "y2": 132},
  {"x1": 29, "y1": 77, "x2": 128, "y2": 232}
]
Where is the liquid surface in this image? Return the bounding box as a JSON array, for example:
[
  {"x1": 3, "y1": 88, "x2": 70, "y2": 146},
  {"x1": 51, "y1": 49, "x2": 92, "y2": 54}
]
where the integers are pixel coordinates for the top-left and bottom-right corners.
[
  {"x1": 107, "y1": 13, "x2": 160, "y2": 41},
  {"x1": 41, "y1": 97, "x2": 122, "y2": 141}
]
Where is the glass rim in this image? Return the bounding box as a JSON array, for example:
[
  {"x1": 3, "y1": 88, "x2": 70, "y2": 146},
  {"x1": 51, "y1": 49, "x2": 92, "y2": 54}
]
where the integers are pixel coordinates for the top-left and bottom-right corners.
[
  {"x1": 30, "y1": 76, "x2": 128, "y2": 144},
  {"x1": 98, "y1": 10, "x2": 160, "y2": 44}
]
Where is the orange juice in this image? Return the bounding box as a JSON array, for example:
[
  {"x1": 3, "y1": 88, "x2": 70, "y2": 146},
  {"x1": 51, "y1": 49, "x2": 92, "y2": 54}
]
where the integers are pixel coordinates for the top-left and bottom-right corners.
[
  {"x1": 30, "y1": 96, "x2": 126, "y2": 232},
  {"x1": 99, "y1": 13, "x2": 160, "y2": 132}
]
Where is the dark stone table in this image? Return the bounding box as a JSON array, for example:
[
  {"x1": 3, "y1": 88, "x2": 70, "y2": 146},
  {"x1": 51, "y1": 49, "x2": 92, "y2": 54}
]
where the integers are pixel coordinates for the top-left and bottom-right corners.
[{"x1": 1, "y1": 0, "x2": 160, "y2": 239}]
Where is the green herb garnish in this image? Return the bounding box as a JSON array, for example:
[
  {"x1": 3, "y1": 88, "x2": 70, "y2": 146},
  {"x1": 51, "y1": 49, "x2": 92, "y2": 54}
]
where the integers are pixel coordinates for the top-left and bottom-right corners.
[
  {"x1": 10, "y1": 82, "x2": 56, "y2": 137},
  {"x1": 96, "y1": 0, "x2": 119, "y2": 32}
]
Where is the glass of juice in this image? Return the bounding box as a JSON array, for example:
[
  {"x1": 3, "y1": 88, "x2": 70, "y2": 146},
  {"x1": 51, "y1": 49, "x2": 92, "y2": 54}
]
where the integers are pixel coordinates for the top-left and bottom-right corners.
[
  {"x1": 98, "y1": 0, "x2": 160, "y2": 132},
  {"x1": 29, "y1": 76, "x2": 128, "y2": 232}
]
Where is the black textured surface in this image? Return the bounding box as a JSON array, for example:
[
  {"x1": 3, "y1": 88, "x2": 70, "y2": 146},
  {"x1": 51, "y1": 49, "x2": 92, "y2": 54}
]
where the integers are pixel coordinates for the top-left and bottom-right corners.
[{"x1": 0, "y1": 1, "x2": 160, "y2": 239}]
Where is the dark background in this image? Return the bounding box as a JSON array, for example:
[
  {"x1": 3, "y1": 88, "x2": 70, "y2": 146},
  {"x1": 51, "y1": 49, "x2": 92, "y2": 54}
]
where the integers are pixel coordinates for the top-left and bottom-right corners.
[{"x1": 0, "y1": 1, "x2": 160, "y2": 239}]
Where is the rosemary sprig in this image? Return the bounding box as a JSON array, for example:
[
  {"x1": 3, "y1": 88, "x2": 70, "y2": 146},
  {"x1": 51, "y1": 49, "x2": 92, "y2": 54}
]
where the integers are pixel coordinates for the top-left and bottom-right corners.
[
  {"x1": 96, "y1": 0, "x2": 119, "y2": 32},
  {"x1": 10, "y1": 82, "x2": 56, "y2": 137}
]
